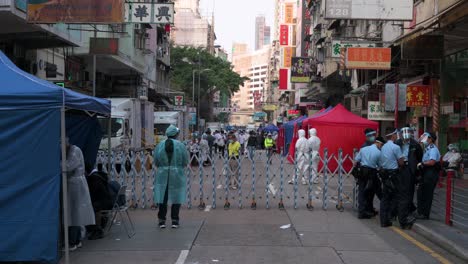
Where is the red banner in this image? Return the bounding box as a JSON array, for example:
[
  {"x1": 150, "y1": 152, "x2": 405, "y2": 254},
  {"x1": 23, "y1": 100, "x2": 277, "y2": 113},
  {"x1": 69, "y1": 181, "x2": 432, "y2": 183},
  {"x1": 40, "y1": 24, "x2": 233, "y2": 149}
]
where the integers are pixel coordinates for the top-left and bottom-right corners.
[
  {"x1": 280, "y1": 25, "x2": 289, "y2": 46},
  {"x1": 407, "y1": 85, "x2": 431, "y2": 107},
  {"x1": 279, "y1": 69, "x2": 288, "y2": 90}
]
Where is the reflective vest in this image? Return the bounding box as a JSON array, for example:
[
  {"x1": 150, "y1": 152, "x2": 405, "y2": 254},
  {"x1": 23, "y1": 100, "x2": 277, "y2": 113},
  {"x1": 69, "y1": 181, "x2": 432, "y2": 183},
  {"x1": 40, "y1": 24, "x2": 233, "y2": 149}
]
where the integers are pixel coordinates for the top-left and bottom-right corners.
[{"x1": 265, "y1": 138, "x2": 274, "y2": 148}]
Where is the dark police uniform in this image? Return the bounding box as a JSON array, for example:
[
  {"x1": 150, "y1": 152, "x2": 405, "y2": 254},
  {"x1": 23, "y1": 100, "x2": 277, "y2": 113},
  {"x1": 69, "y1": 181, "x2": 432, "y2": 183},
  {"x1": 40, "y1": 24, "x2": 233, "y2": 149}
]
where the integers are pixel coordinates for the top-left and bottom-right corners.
[
  {"x1": 379, "y1": 139, "x2": 404, "y2": 227},
  {"x1": 396, "y1": 138, "x2": 423, "y2": 228},
  {"x1": 355, "y1": 144, "x2": 381, "y2": 218},
  {"x1": 417, "y1": 143, "x2": 441, "y2": 219}
]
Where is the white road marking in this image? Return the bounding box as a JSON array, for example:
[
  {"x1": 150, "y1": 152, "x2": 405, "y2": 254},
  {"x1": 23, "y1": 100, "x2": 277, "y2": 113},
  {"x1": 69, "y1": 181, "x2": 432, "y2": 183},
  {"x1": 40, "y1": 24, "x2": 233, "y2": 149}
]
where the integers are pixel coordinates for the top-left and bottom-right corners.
[{"x1": 175, "y1": 250, "x2": 189, "y2": 264}]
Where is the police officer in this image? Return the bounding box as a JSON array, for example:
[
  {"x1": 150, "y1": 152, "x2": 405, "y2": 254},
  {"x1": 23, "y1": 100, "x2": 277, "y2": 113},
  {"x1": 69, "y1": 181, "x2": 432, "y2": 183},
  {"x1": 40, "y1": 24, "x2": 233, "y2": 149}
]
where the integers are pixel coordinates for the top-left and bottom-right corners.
[
  {"x1": 416, "y1": 132, "x2": 441, "y2": 220},
  {"x1": 362, "y1": 128, "x2": 377, "y2": 148},
  {"x1": 355, "y1": 137, "x2": 385, "y2": 219},
  {"x1": 379, "y1": 129, "x2": 405, "y2": 227},
  {"x1": 396, "y1": 127, "x2": 423, "y2": 229}
]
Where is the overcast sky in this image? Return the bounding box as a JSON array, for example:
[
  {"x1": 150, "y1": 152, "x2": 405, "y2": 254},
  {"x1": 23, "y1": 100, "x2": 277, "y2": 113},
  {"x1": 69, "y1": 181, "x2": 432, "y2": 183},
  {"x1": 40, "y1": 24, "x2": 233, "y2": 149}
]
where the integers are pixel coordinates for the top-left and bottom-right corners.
[{"x1": 199, "y1": 0, "x2": 275, "y2": 56}]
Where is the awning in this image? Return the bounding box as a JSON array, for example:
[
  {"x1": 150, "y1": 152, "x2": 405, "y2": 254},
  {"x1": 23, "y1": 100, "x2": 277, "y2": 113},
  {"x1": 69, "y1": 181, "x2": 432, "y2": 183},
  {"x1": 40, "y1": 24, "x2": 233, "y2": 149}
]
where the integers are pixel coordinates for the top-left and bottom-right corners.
[
  {"x1": 328, "y1": 20, "x2": 340, "y2": 30},
  {"x1": 314, "y1": 23, "x2": 322, "y2": 31}
]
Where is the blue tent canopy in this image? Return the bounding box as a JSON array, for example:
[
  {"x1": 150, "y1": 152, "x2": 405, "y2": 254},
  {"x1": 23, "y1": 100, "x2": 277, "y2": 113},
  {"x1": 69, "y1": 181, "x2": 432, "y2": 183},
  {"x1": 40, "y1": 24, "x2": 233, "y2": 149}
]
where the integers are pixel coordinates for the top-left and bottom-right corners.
[
  {"x1": 0, "y1": 51, "x2": 110, "y2": 263},
  {"x1": 0, "y1": 51, "x2": 110, "y2": 114},
  {"x1": 263, "y1": 124, "x2": 279, "y2": 133}
]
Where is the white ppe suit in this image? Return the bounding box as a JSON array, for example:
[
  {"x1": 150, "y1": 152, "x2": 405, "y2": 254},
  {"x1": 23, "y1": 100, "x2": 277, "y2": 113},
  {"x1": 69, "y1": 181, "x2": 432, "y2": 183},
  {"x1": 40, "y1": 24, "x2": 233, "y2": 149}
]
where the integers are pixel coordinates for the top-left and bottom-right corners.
[
  {"x1": 292, "y1": 129, "x2": 309, "y2": 184},
  {"x1": 308, "y1": 128, "x2": 321, "y2": 183}
]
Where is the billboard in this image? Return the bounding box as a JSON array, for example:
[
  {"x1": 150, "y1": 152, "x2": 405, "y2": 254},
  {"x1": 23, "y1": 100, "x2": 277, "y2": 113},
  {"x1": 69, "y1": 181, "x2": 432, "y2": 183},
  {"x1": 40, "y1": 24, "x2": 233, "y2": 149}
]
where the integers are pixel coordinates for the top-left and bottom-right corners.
[
  {"x1": 279, "y1": 69, "x2": 289, "y2": 90},
  {"x1": 346, "y1": 47, "x2": 391, "y2": 70},
  {"x1": 324, "y1": 0, "x2": 413, "y2": 21},
  {"x1": 291, "y1": 57, "x2": 311, "y2": 83},
  {"x1": 282, "y1": 47, "x2": 294, "y2": 68},
  {"x1": 27, "y1": 0, "x2": 124, "y2": 23},
  {"x1": 124, "y1": 3, "x2": 174, "y2": 24}
]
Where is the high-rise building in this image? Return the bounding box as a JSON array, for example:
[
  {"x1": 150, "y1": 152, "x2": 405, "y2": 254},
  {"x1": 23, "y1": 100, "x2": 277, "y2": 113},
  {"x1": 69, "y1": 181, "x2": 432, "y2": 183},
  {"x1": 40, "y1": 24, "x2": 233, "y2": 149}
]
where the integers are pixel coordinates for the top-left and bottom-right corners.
[
  {"x1": 172, "y1": 0, "x2": 215, "y2": 53},
  {"x1": 264, "y1": 26, "x2": 271, "y2": 46},
  {"x1": 231, "y1": 45, "x2": 271, "y2": 125},
  {"x1": 255, "y1": 16, "x2": 266, "y2": 50}
]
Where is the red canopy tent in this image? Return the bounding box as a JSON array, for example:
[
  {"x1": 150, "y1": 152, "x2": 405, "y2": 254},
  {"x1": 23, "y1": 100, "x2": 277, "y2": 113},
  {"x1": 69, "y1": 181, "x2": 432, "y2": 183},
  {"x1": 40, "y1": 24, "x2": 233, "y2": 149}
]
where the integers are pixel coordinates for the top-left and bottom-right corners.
[{"x1": 301, "y1": 104, "x2": 379, "y2": 172}]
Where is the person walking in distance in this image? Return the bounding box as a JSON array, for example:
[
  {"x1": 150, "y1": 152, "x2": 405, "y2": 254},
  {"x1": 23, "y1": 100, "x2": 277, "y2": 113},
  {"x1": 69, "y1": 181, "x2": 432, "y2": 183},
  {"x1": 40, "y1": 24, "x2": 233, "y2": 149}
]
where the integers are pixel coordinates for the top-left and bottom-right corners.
[
  {"x1": 154, "y1": 125, "x2": 189, "y2": 229},
  {"x1": 396, "y1": 127, "x2": 422, "y2": 229},
  {"x1": 379, "y1": 129, "x2": 405, "y2": 227},
  {"x1": 228, "y1": 134, "x2": 241, "y2": 190},
  {"x1": 290, "y1": 129, "x2": 308, "y2": 185},
  {"x1": 416, "y1": 132, "x2": 441, "y2": 220},
  {"x1": 354, "y1": 137, "x2": 384, "y2": 219},
  {"x1": 265, "y1": 133, "x2": 274, "y2": 162},
  {"x1": 308, "y1": 128, "x2": 321, "y2": 184},
  {"x1": 247, "y1": 130, "x2": 257, "y2": 160}
]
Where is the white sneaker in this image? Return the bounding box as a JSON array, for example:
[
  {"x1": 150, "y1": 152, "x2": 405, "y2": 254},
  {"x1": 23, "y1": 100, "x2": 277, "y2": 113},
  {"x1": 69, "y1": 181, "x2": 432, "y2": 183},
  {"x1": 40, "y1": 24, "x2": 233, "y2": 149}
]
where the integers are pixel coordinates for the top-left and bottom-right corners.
[
  {"x1": 301, "y1": 180, "x2": 308, "y2": 185},
  {"x1": 76, "y1": 242, "x2": 82, "y2": 248},
  {"x1": 288, "y1": 180, "x2": 294, "y2": 185},
  {"x1": 68, "y1": 245, "x2": 78, "y2": 252},
  {"x1": 313, "y1": 178, "x2": 319, "y2": 184}
]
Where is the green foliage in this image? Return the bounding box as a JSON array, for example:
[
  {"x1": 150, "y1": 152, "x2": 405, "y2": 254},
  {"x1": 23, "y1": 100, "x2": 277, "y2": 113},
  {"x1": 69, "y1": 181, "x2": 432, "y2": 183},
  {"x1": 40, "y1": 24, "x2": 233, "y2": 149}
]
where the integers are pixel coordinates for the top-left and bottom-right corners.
[{"x1": 170, "y1": 46, "x2": 248, "y2": 101}]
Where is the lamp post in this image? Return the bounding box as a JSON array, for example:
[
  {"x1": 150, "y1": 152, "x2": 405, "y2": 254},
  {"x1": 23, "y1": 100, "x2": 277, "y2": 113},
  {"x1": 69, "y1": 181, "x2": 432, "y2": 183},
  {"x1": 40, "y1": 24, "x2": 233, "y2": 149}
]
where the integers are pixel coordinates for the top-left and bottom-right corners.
[{"x1": 192, "y1": 68, "x2": 212, "y2": 134}]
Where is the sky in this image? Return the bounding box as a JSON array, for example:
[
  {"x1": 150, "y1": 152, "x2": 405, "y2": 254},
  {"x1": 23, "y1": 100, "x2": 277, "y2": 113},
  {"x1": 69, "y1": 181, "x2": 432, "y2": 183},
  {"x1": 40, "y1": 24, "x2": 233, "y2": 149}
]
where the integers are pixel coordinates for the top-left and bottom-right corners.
[{"x1": 199, "y1": 0, "x2": 275, "y2": 56}]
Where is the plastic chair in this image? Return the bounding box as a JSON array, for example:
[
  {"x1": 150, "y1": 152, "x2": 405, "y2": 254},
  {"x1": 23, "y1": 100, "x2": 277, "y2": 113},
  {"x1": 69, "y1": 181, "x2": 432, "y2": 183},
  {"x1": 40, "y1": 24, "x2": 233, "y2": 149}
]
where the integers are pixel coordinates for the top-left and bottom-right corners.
[{"x1": 102, "y1": 185, "x2": 135, "y2": 238}]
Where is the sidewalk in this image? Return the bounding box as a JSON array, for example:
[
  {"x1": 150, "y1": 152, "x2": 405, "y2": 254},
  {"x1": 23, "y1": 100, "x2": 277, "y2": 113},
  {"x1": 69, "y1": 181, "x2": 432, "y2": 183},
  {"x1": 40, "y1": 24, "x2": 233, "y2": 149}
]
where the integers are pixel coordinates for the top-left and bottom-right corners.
[{"x1": 413, "y1": 220, "x2": 468, "y2": 261}]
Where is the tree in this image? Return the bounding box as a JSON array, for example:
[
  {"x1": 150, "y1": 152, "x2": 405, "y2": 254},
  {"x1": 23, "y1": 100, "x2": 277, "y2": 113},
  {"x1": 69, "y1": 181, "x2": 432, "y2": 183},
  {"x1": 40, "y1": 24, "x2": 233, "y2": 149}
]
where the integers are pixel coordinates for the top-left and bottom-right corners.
[{"x1": 170, "y1": 46, "x2": 248, "y2": 121}]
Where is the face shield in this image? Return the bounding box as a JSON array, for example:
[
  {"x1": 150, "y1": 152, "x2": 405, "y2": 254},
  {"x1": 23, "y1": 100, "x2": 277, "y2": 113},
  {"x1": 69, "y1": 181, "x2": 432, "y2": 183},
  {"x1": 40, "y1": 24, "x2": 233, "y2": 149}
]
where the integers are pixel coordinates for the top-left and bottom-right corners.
[
  {"x1": 401, "y1": 127, "x2": 412, "y2": 140},
  {"x1": 419, "y1": 132, "x2": 430, "y2": 144}
]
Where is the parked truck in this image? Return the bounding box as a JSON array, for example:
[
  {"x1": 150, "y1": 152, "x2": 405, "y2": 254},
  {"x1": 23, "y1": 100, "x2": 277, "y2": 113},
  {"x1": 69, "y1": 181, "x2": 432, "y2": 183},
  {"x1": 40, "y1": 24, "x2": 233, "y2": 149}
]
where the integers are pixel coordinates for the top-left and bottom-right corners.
[
  {"x1": 154, "y1": 111, "x2": 189, "y2": 145},
  {"x1": 98, "y1": 98, "x2": 155, "y2": 152}
]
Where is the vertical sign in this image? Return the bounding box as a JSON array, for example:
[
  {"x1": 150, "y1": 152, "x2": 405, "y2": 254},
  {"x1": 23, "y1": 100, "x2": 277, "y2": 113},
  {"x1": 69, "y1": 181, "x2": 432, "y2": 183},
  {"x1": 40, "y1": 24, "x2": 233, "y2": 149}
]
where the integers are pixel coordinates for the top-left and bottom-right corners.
[
  {"x1": 283, "y1": 47, "x2": 293, "y2": 68},
  {"x1": 280, "y1": 25, "x2": 289, "y2": 46},
  {"x1": 284, "y1": 3, "x2": 294, "y2": 24},
  {"x1": 279, "y1": 69, "x2": 289, "y2": 90}
]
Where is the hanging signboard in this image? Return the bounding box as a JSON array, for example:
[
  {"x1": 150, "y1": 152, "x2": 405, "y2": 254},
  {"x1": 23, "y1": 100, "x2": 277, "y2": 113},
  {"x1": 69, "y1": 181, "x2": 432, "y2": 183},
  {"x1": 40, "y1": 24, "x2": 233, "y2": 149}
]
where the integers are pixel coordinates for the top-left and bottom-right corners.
[
  {"x1": 291, "y1": 57, "x2": 311, "y2": 83},
  {"x1": 406, "y1": 85, "x2": 431, "y2": 107},
  {"x1": 385, "y1": 84, "x2": 407, "y2": 111},
  {"x1": 282, "y1": 47, "x2": 294, "y2": 68},
  {"x1": 280, "y1": 25, "x2": 289, "y2": 46},
  {"x1": 27, "y1": 0, "x2": 124, "y2": 23},
  {"x1": 89, "y1": 38, "x2": 119, "y2": 55},
  {"x1": 124, "y1": 2, "x2": 174, "y2": 24},
  {"x1": 346, "y1": 47, "x2": 391, "y2": 70},
  {"x1": 368, "y1": 101, "x2": 394, "y2": 121},
  {"x1": 324, "y1": 0, "x2": 413, "y2": 21},
  {"x1": 284, "y1": 3, "x2": 294, "y2": 24},
  {"x1": 331, "y1": 40, "x2": 376, "y2": 58}
]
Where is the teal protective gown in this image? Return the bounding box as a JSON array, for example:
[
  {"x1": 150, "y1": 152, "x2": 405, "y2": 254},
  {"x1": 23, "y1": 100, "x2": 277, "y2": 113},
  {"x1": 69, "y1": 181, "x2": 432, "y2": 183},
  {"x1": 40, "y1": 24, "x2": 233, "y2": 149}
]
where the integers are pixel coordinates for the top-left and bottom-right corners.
[{"x1": 153, "y1": 139, "x2": 189, "y2": 204}]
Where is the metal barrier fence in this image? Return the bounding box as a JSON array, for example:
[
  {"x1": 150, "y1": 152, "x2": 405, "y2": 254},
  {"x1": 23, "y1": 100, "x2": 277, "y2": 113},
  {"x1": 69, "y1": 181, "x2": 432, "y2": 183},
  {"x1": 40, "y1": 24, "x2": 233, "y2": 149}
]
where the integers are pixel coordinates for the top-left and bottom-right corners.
[
  {"x1": 432, "y1": 169, "x2": 468, "y2": 231},
  {"x1": 96, "y1": 147, "x2": 358, "y2": 211}
]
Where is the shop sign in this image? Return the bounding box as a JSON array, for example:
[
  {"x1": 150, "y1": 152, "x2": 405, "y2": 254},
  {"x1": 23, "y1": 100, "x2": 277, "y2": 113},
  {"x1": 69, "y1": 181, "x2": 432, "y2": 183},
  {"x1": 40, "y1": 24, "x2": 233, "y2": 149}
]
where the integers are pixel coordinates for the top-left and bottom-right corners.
[
  {"x1": 287, "y1": 109, "x2": 300, "y2": 117},
  {"x1": 284, "y1": 3, "x2": 294, "y2": 24},
  {"x1": 174, "y1": 95, "x2": 184, "y2": 106},
  {"x1": 282, "y1": 47, "x2": 294, "y2": 68},
  {"x1": 263, "y1": 105, "x2": 278, "y2": 111},
  {"x1": 346, "y1": 48, "x2": 391, "y2": 70},
  {"x1": 406, "y1": 85, "x2": 430, "y2": 107},
  {"x1": 280, "y1": 25, "x2": 289, "y2": 46},
  {"x1": 331, "y1": 41, "x2": 376, "y2": 58},
  {"x1": 385, "y1": 84, "x2": 407, "y2": 111},
  {"x1": 368, "y1": 101, "x2": 394, "y2": 121},
  {"x1": 27, "y1": 0, "x2": 124, "y2": 23},
  {"x1": 291, "y1": 57, "x2": 311, "y2": 83},
  {"x1": 124, "y1": 3, "x2": 174, "y2": 24}
]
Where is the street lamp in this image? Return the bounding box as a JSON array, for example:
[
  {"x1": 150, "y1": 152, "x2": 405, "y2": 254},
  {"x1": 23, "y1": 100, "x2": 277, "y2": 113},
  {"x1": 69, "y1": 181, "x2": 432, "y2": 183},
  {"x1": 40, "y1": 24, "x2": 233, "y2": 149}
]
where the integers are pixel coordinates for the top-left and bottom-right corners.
[{"x1": 192, "y1": 68, "x2": 212, "y2": 133}]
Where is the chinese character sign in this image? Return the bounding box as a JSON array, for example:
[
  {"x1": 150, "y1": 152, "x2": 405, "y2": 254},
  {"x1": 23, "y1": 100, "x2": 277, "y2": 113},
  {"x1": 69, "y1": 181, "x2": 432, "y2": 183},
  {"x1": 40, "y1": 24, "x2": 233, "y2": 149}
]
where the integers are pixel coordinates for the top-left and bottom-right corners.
[
  {"x1": 346, "y1": 48, "x2": 391, "y2": 70},
  {"x1": 331, "y1": 41, "x2": 376, "y2": 58},
  {"x1": 125, "y1": 3, "x2": 174, "y2": 24},
  {"x1": 282, "y1": 47, "x2": 293, "y2": 68},
  {"x1": 368, "y1": 101, "x2": 394, "y2": 121},
  {"x1": 280, "y1": 25, "x2": 289, "y2": 46},
  {"x1": 406, "y1": 85, "x2": 430, "y2": 107},
  {"x1": 290, "y1": 57, "x2": 311, "y2": 83},
  {"x1": 284, "y1": 3, "x2": 294, "y2": 24}
]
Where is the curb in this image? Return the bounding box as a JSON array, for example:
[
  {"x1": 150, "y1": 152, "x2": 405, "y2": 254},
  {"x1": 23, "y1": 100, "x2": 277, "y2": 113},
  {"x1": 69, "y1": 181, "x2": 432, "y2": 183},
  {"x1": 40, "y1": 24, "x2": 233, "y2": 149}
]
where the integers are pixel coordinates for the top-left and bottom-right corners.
[{"x1": 413, "y1": 222, "x2": 468, "y2": 261}]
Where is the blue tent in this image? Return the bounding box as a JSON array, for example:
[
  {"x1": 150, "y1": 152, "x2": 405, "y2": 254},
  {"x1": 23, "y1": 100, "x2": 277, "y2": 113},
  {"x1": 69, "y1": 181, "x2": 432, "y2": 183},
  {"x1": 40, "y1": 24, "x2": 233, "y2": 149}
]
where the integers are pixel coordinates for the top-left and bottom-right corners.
[
  {"x1": 0, "y1": 51, "x2": 110, "y2": 263},
  {"x1": 263, "y1": 124, "x2": 279, "y2": 133},
  {"x1": 283, "y1": 115, "x2": 308, "y2": 154}
]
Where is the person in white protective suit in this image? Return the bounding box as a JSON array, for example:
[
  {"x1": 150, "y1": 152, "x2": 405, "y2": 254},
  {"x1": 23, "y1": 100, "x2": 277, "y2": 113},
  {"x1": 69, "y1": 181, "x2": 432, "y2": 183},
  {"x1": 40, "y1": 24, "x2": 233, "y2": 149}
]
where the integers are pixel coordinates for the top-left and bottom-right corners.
[
  {"x1": 289, "y1": 129, "x2": 309, "y2": 185},
  {"x1": 65, "y1": 138, "x2": 95, "y2": 251},
  {"x1": 308, "y1": 128, "x2": 321, "y2": 184}
]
